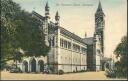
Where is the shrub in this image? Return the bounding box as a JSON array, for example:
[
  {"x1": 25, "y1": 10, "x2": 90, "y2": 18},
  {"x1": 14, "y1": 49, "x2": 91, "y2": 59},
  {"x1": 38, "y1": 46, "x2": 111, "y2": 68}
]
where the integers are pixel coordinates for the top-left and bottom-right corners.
[
  {"x1": 105, "y1": 68, "x2": 116, "y2": 78},
  {"x1": 58, "y1": 70, "x2": 64, "y2": 75}
]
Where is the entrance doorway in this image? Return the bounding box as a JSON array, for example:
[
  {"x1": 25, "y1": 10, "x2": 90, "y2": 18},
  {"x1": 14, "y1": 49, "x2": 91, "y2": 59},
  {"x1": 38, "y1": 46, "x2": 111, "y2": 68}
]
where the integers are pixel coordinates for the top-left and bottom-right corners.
[
  {"x1": 30, "y1": 58, "x2": 36, "y2": 72},
  {"x1": 76, "y1": 67, "x2": 77, "y2": 72},
  {"x1": 23, "y1": 61, "x2": 28, "y2": 72},
  {"x1": 38, "y1": 60, "x2": 44, "y2": 72}
]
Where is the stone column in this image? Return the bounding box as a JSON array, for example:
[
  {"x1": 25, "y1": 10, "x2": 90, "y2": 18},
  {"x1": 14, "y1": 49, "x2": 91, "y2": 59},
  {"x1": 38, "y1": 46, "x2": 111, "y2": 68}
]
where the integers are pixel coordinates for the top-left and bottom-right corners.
[{"x1": 36, "y1": 58, "x2": 39, "y2": 72}]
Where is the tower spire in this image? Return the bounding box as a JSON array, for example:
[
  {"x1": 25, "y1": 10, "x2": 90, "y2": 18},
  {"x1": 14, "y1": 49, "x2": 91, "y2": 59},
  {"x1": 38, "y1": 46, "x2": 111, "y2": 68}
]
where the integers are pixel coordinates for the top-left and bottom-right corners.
[
  {"x1": 96, "y1": 0, "x2": 103, "y2": 12},
  {"x1": 45, "y1": 1, "x2": 50, "y2": 18},
  {"x1": 55, "y1": 11, "x2": 60, "y2": 21},
  {"x1": 85, "y1": 32, "x2": 87, "y2": 38},
  {"x1": 45, "y1": 2, "x2": 49, "y2": 10},
  {"x1": 44, "y1": 1, "x2": 50, "y2": 46},
  {"x1": 55, "y1": 11, "x2": 60, "y2": 25}
]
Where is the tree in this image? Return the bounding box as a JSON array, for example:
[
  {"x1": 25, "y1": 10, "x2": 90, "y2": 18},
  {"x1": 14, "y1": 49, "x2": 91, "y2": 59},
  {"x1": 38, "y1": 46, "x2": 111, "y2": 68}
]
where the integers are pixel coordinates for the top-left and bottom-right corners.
[
  {"x1": 114, "y1": 35, "x2": 128, "y2": 78},
  {"x1": 1, "y1": 0, "x2": 21, "y2": 69},
  {"x1": 1, "y1": 0, "x2": 50, "y2": 70},
  {"x1": 15, "y1": 10, "x2": 50, "y2": 57}
]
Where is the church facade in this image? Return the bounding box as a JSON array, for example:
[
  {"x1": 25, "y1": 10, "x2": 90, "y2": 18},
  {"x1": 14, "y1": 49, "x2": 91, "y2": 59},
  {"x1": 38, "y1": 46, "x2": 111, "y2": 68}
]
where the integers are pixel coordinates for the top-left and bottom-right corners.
[{"x1": 17, "y1": 1, "x2": 105, "y2": 73}]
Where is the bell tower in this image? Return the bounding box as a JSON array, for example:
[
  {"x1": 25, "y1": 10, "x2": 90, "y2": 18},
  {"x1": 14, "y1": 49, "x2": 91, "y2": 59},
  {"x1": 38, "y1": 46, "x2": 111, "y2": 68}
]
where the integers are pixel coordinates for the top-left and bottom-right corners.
[
  {"x1": 95, "y1": 1, "x2": 105, "y2": 55},
  {"x1": 93, "y1": 1, "x2": 105, "y2": 71}
]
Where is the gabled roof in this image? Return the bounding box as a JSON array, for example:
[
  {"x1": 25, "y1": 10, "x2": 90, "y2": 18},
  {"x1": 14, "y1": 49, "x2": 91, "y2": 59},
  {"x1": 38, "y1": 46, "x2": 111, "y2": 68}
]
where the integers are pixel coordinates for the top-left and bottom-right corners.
[
  {"x1": 83, "y1": 37, "x2": 94, "y2": 45},
  {"x1": 32, "y1": 11, "x2": 45, "y2": 20},
  {"x1": 59, "y1": 26, "x2": 87, "y2": 45},
  {"x1": 31, "y1": 11, "x2": 89, "y2": 45},
  {"x1": 49, "y1": 22, "x2": 87, "y2": 45}
]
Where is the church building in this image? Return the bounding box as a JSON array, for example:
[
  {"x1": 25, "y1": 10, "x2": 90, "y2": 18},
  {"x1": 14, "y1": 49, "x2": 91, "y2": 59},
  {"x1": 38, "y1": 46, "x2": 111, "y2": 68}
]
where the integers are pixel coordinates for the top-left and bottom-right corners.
[{"x1": 17, "y1": 1, "x2": 105, "y2": 73}]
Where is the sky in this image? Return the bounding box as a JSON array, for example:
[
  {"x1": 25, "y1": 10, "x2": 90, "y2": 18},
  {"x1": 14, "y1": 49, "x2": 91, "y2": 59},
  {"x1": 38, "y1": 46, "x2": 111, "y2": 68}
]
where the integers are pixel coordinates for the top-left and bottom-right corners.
[{"x1": 13, "y1": 0, "x2": 127, "y2": 58}]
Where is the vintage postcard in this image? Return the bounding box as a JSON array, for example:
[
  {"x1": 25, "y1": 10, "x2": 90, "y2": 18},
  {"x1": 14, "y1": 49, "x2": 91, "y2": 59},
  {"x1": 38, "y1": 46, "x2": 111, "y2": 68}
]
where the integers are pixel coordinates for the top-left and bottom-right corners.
[{"x1": 1, "y1": 0, "x2": 127, "y2": 80}]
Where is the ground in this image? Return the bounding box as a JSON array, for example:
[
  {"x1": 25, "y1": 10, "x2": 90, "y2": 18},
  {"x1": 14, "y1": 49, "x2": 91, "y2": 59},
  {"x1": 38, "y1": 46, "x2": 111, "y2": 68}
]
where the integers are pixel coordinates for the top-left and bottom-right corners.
[{"x1": 1, "y1": 71, "x2": 126, "y2": 80}]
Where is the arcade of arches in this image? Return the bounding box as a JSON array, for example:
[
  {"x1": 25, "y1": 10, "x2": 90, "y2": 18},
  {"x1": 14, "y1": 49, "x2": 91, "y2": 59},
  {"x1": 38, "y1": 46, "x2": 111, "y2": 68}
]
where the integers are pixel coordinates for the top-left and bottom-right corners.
[{"x1": 22, "y1": 58, "x2": 45, "y2": 72}]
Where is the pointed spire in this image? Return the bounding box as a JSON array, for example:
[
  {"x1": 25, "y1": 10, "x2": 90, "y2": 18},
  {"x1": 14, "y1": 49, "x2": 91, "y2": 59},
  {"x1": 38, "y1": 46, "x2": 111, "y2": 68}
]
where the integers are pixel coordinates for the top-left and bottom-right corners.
[
  {"x1": 85, "y1": 32, "x2": 87, "y2": 38},
  {"x1": 55, "y1": 11, "x2": 60, "y2": 21},
  {"x1": 45, "y1": 1, "x2": 50, "y2": 17},
  {"x1": 97, "y1": 0, "x2": 103, "y2": 12},
  {"x1": 55, "y1": 11, "x2": 60, "y2": 26},
  {"x1": 45, "y1": 1, "x2": 49, "y2": 11},
  {"x1": 46, "y1": 2, "x2": 49, "y2": 8},
  {"x1": 98, "y1": 0, "x2": 102, "y2": 9},
  {"x1": 56, "y1": 11, "x2": 59, "y2": 17}
]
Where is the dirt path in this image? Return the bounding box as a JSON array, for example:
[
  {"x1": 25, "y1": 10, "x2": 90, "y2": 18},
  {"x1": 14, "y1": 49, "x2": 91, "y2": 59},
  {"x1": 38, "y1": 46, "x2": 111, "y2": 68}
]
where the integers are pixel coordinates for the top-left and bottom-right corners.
[{"x1": 1, "y1": 71, "x2": 126, "y2": 80}]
